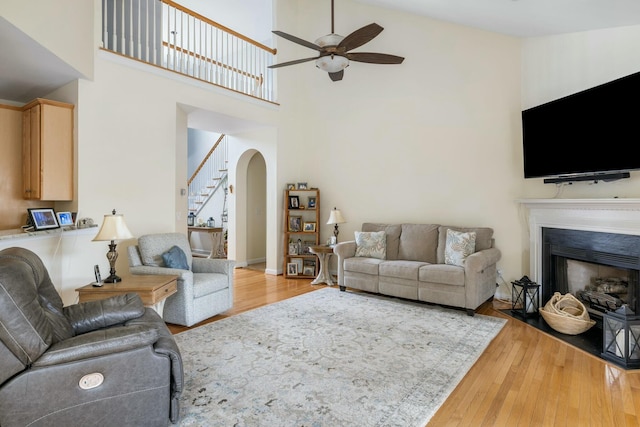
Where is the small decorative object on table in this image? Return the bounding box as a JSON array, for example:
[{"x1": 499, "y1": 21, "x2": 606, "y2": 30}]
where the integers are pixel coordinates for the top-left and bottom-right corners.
[{"x1": 511, "y1": 275, "x2": 540, "y2": 318}]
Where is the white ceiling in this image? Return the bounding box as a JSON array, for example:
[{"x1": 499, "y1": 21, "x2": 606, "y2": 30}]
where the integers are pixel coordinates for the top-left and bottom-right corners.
[
  {"x1": 2, "y1": 0, "x2": 640, "y2": 104},
  {"x1": 355, "y1": 0, "x2": 640, "y2": 38}
]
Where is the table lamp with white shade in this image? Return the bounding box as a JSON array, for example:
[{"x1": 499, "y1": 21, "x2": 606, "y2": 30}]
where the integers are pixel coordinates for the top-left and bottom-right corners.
[
  {"x1": 326, "y1": 207, "x2": 346, "y2": 244},
  {"x1": 93, "y1": 209, "x2": 133, "y2": 283}
]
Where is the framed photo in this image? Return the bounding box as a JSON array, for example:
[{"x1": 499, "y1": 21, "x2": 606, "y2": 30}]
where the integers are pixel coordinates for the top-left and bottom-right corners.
[
  {"x1": 303, "y1": 222, "x2": 316, "y2": 232},
  {"x1": 288, "y1": 216, "x2": 302, "y2": 232},
  {"x1": 288, "y1": 242, "x2": 298, "y2": 255},
  {"x1": 297, "y1": 182, "x2": 308, "y2": 190},
  {"x1": 303, "y1": 265, "x2": 316, "y2": 276},
  {"x1": 307, "y1": 196, "x2": 316, "y2": 209},
  {"x1": 287, "y1": 262, "x2": 298, "y2": 276},
  {"x1": 288, "y1": 195, "x2": 300, "y2": 209},
  {"x1": 56, "y1": 211, "x2": 74, "y2": 227},
  {"x1": 286, "y1": 183, "x2": 296, "y2": 190},
  {"x1": 27, "y1": 208, "x2": 59, "y2": 231},
  {"x1": 292, "y1": 257, "x2": 303, "y2": 273}
]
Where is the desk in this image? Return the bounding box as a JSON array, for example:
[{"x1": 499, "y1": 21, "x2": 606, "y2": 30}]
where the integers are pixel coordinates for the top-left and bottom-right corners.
[
  {"x1": 309, "y1": 245, "x2": 335, "y2": 286},
  {"x1": 76, "y1": 274, "x2": 178, "y2": 316},
  {"x1": 188, "y1": 226, "x2": 225, "y2": 258}
]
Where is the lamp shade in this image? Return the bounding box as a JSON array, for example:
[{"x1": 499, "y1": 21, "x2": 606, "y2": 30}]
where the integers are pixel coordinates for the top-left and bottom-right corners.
[
  {"x1": 327, "y1": 209, "x2": 346, "y2": 225},
  {"x1": 93, "y1": 211, "x2": 133, "y2": 241}
]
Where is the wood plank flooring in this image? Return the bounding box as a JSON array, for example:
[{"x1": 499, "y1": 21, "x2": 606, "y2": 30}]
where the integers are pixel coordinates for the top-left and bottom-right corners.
[{"x1": 169, "y1": 268, "x2": 640, "y2": 426}]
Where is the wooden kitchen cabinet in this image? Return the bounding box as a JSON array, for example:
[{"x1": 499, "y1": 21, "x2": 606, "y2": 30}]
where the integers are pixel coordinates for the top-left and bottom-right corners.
[{"x1": 22, "y1": 98, "x2": 74, "y2": 200}]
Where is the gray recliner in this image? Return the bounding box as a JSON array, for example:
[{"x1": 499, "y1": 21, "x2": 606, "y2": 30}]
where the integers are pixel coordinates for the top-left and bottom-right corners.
[
  {"x1": 128, "y1": 232, "x2": 234, "y2": 327},
  {"x1": 0, "y1": 247, "x2": 183, "y2": 427}
]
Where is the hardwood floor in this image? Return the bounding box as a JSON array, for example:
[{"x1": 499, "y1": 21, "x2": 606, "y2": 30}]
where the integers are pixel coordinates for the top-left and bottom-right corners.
[{"x1": 169, "y1": 268, "x2": 640, "y2": 426}]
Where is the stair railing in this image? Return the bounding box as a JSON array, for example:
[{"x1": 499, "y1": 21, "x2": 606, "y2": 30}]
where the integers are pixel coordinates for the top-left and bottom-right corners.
[
  {"x1": 101, "y1": 0, "x2": 277, "y2": 102},
  {"x1": 188, "y1": 134, "x2": 228, "y2": 216}
]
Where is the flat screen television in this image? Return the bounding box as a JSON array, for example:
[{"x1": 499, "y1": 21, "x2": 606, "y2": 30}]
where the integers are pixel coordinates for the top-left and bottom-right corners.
[{"x1": 522, "y1": 70, "x2": 640, "y2": 183}]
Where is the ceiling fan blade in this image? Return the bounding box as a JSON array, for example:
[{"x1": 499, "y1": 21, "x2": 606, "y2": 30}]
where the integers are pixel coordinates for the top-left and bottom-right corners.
[
  {"x1": 338, "y1": 23, "x2": 384, "y2": 52},
  {"x1": 272, "y1": 31, "x2": 324, "y2": 52},
  {"x1": 268, "y1": 57, "x2": 320, "y2": 69},
  {"x1": 329, "y1": 70, "x2": 344, "y2": 82},
  {"x1": 346, "y1": 52, "x2": 405, "y2": 64}
]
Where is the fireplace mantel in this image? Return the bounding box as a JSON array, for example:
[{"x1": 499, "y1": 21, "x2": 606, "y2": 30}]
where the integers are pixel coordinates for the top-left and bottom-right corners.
[{"x1": 518, "y1": 198, "x2": 640, "y2": 285}]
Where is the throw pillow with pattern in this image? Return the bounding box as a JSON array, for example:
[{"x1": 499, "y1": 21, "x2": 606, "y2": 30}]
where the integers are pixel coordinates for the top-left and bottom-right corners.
[
  {"x1": 444, "y1": 229, "x2": 476, "y2": 267},
  {"x1": 355, "y1": 231, "x2": 387, "y2": 260}
]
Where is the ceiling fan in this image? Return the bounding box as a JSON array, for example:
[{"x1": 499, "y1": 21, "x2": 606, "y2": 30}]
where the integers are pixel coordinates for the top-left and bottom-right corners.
[{"x1": 268, "y1": 0, "x2": 405, "y2": 82}]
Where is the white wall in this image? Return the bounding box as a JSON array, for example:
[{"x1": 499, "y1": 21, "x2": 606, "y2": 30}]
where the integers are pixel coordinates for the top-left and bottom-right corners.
[
  {"x1": 0, "y1": 0, "x2": 94, "y2": 79},
  {"x1": 273, "y1": 0, "x2": 523, "y2": 283},
  {"x1": 520, "y1": 24, "x2": 640, "y2": 273}
]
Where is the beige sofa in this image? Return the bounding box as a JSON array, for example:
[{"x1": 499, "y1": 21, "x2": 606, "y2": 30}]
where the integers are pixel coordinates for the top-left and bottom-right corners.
[{"x1": 334, "y1": 223, "x2": 501, "y2": 315}]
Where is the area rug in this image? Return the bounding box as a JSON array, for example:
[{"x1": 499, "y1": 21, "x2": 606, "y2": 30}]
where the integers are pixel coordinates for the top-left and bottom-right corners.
[{"x1": 174, "y1": 288, "x2": 507, "y2": 426}]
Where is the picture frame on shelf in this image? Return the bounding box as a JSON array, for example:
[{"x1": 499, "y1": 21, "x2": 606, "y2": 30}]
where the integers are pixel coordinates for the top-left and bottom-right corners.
[
  {"x1": 56, "y1": 211, "x2": 74, "y2": 227},
  {"x1": 307, "y1": 196, "x2": 316, "y2": 209},
  {"x1": 27, "y1": 208, "x2": 59, "y2": 231},
  {"x1": 292, "y1": 258, "x2": 303, "y2": 274},
  {"x1": 288, "y1": 216, "x2": 302, "y2": 232},
  {"x1": 303, "y1": 222, "x2": 316, "y2": 232},
  {"x1": 287, "y1": 262, "x2": 298, "y2": 276},
  {"x1": 286, "y1": 183, "x2": 296, "y2": 190},
  {"x1": 288, "y1": 242, "x2": 298, "y2": 255},
  {"x1": 303, "y1": 265, "x2": 316, "y2": 276},
  {"x1": 297, "y1": 182, "x2": 308, "y2": 190},
  {"x1": 288, "y1": 195, "x2": 300, "y2": 209},
  {"x1": 304, "y1": 259, "x2": 317, "y2": 276}
]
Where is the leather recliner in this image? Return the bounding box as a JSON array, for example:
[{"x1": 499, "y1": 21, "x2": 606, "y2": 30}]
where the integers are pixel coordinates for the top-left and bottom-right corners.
[{"x1": 0, "y1": 247, "x2": 183, "y2": 426}]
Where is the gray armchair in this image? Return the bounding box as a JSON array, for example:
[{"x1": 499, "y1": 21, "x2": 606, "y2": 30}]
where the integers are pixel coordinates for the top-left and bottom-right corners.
[
  {"x1": 0, "y1": 247, "x2": 183, "y2": 427},
  {"x1": 127, "y1": 232, "x2": 234, "y2": 327}
]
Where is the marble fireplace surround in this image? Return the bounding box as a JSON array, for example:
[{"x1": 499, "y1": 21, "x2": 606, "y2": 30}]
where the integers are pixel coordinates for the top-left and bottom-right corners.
[{"x1": 518, "y1": 198, "x2": 640, "y2": 301}]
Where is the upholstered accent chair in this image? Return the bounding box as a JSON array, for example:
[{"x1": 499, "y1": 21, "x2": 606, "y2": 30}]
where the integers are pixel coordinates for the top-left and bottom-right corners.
[
  {"x1": 128, "y1": 232, "x2": 234, "y2": 327},
  {"x1": 0, "y1": 247, "x2": 183, "y2": 427}
]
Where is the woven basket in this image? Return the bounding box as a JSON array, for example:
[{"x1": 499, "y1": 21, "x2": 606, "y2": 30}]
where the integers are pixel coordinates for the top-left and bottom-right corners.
[{"x1": 539, "y1": 292, "x2": 596, "y2": 335}]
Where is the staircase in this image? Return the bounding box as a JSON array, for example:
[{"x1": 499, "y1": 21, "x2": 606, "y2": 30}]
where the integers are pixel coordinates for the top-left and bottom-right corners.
[{"x1": 188, "y1": 134, "x2": 228, "y2": 224}]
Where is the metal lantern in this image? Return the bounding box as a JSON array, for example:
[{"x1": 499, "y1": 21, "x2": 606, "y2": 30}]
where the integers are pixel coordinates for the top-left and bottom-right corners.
[
  {"x1": 511, "y1": 275, "x2": 540, "y2": 318},
  {"x1": 602, "y1": 305, "x2": 640, "y2": 369}
]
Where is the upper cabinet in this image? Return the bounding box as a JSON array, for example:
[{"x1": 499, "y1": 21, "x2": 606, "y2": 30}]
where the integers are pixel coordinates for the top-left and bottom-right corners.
[{"x1": 22, "y1": 99, "x2": 74, "y2": 200}]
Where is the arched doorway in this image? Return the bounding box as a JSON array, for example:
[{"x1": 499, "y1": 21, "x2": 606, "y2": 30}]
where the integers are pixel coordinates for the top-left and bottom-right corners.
[{"x1": 245, "y1": 152, "x2": 266, "y2": 270}]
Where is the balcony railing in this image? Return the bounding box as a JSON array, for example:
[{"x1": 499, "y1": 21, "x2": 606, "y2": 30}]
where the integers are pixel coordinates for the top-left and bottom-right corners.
[{"x1": 101, "y1": 0, "x2": 276, "y2": 102}]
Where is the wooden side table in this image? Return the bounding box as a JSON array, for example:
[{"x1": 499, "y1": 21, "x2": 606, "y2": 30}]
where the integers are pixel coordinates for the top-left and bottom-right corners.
[
  {"x1": 76, "y1": 274, "x2": 178, "y2": 316},
  {"x1": 309, "y1": 245, "x2": 335, "y2": 286}
]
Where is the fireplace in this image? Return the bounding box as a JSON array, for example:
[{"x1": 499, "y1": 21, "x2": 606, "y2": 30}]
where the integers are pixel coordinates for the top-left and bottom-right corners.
[
  {"x1": 518, "y1": 198, "x2": 640, "y2": 365},
  {"x1": 542, "y1": 227, "x2": 640, "y2": 320}
]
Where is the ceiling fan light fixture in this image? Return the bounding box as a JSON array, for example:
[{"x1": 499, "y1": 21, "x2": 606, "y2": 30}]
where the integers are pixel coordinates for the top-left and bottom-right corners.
[
  {"x1": 314, "y1": 33, "x2": 344, "y2": 48},
  {"x1": 316, "y1": 55, "x2": 349, "y2": 73}
]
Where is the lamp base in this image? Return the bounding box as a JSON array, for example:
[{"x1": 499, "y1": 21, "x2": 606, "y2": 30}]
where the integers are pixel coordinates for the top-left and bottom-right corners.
[{"x1": 103, "y1": 274, "x2": 122, "y2": 283}]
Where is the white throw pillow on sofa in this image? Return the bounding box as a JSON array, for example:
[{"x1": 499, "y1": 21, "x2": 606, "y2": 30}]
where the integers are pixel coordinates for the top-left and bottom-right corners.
[
  {"x1": 355, "y1": 231, "x2": 387, "y2": 260},
  {"x1": 444, "y1": 229, "x2": 476, "y2": 266}
]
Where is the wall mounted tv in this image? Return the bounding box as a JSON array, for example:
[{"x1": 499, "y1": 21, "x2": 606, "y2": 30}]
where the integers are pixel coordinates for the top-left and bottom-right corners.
[{"x1": 522, "y1": 70, "x2": 640, "y2": 184}]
